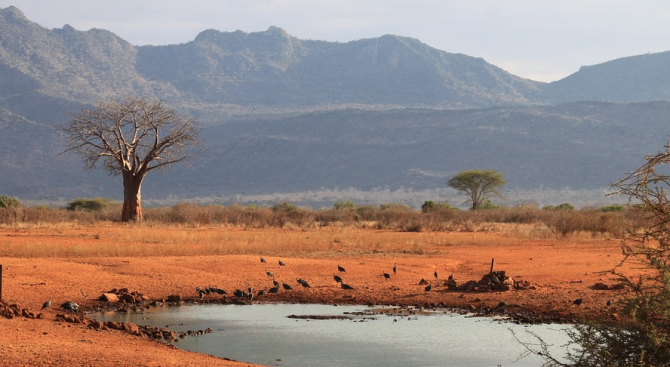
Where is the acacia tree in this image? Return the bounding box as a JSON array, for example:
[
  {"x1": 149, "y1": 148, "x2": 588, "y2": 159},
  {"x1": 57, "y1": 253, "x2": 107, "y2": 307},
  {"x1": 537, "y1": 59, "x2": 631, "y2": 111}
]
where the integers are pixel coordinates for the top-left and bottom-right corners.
[
  {"x1": 447, "y1": 169, "x2": 505, "y2": 210},
  {"x1": 59, "y1": 97, "x2": 202, "y2": 222}
]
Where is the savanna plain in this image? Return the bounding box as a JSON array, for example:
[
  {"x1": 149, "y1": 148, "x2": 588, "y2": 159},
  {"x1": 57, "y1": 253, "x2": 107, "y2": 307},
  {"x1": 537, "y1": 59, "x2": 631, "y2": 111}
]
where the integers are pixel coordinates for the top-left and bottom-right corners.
[{"x1": 0, "y1": 204, "x2": 639, "y2": 366}]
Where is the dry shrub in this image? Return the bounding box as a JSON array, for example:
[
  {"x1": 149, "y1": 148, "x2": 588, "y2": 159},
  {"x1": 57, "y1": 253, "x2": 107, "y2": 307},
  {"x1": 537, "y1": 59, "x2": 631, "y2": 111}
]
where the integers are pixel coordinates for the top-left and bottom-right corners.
[
  {"x1": 0, "y1": 202, "x2": 642, "y2": 239},
  {"x1": 376, "y1": 204, "x2": 415, "y2": 230},
  {"x1": 314, "y1": 208, "x2": 357, "y2": 226}
]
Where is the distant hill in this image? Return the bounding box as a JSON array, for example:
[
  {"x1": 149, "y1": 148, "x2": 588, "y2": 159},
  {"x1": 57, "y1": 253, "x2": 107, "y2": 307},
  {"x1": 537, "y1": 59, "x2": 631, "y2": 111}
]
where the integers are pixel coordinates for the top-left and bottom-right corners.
[
  {"x1": 3, "y1": 101, "x2": 670, "y2": 202},
  {"x1": 2, "y1": 5, "x2": 670, "y2": 205},
  {"x1": 543, "y1": 51, "x2": 670, "y2": 103}
]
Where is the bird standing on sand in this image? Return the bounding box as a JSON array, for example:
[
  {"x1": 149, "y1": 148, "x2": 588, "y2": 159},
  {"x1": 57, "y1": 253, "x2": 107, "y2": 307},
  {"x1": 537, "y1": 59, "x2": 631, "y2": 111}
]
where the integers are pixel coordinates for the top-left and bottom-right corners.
[
  {"x1": 282, "y1": 282, "x2": 293, "y2": 291},
  {"x1": 41, "y1": 299, "x2": 52, "y2": 310},
  {"x1": 434, "y1": 268, "x2": 439, "y2": 280},
  {"x1": 279, "y1": 259, "x2": 286, "y2": 267},
  {"x1": 425, "y1": 283, "x2": 432, "y2": 292},
  {"x1": 333, "y1": 275, "x2": 343, "y2": 284},
  {"x1": 573, "y1": 298, "x2": 583, "y2": 306},
  {"x1": 260, "y1": 257, "x2": 266, "y2": 264},
  {"x1": 341, "y1": 283, "x2": 354, "y2": 290},
  {"x1": 393, "y1": 263, "x2": 397, "y2": 276},
  {"x1": 61, "y1": 301, "x2": 79, "y2": 311},
  {"x1": 383, "y1": 272, "x2": 391, "y2": 281},
  {"x1": 266, "y1": 270, "x2": 274, "y2": 277},
  {"x1": 338, "y1": 264, "x2": 346, "y2": 273}
]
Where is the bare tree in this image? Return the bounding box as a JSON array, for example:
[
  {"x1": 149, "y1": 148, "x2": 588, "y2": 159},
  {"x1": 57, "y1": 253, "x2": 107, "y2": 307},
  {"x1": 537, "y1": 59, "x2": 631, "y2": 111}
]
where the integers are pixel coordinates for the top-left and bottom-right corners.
[
  {"x1": 514, "y1": 142, "x2": 670, "y2": 366},
  {"x1": 59, "y1": 97, "x2": 202, "y2": 222}
]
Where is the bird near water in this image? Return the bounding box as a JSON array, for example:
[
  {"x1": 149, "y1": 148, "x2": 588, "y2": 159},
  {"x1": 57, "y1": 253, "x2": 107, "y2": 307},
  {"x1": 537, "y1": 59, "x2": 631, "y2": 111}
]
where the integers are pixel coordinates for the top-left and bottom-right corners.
[{"x1": 61, "y1": 301, "x2": 79, "y2": 311}]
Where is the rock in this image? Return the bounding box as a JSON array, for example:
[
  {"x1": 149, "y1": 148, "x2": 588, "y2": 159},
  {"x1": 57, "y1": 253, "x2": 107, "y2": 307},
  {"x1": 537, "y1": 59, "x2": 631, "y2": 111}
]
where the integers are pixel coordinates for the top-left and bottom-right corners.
[
  {"x1": 105, "y1": 321, "x2": 123, "y2": 330},
  {"x1": 162, "y1": 329, "x2": 178, "y2": 340},
  {"x1": 497, "y1": 284, "x2": 512, "y2": 291},
  {"x1": 88, "y1": 321, "x2": 104, "y2": 330},
  {"x1": 123, "y1": 322, "x2": 140, "y2": 334},
  {"x1": 167, "y1": 295, "x2": 182, "y2": 302},
  {"x1": 100, "y1": 293, "x2": 119, "y2": 303},
  {"x1": 593, "y1": 282, "x2": 609, "y2": 290},
  {"x1": 119, "y1": 294, "x2": 136, "y2": 303}
]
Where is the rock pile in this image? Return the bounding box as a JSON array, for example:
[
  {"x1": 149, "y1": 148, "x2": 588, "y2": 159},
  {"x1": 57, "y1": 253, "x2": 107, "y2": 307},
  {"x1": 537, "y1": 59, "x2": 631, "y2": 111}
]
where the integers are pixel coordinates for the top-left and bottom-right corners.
[
  {"x1": 0, "y1": 301, "x2": 43, "y2": 319},
  {"x1": 99, "y1": 288, "x2": 149, "y2": 304},
  {"x1": 445, "y1": 271, "x2": 519, "y2": 292},
  {"x1": 55, "y1": 312, "x2": 199, "y2": 341}
]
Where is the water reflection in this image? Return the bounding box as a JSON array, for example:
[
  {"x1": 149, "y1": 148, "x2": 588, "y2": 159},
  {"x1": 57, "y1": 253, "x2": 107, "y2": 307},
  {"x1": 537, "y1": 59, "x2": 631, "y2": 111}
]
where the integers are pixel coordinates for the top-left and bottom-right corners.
[{"x1": 95, "y1": 304, "x2": 570, "y2": 367}]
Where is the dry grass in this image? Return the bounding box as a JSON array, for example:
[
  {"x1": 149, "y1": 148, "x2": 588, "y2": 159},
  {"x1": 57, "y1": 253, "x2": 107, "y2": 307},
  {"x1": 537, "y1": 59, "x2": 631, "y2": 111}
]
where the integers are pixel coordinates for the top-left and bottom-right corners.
[
  {"x1": 0, "y1": 203, "x2": 647, "y2": 258},
  {"x1": 0, "y1": 222, "x2": 618, "y2": 259}
]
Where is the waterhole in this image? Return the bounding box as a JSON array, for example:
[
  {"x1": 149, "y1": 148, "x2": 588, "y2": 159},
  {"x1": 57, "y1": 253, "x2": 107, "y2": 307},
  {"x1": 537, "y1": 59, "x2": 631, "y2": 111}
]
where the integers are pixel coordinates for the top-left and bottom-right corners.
[{"x1": 95, "y1": 303, "x2": 570, "y2": 367}]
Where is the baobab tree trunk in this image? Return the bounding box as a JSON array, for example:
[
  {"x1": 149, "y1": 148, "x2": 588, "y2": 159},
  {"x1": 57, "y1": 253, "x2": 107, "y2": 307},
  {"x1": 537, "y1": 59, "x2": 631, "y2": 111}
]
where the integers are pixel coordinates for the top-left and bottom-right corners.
[{"x1": 122, "y1": 172, "x2": 145, "y2": 223}]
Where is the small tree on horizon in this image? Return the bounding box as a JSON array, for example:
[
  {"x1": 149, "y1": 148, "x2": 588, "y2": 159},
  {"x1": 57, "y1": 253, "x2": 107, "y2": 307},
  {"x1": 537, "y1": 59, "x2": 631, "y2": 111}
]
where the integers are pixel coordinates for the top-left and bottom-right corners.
[
  {"x1": 447, "y1": 169, "x2": 505, "y2": 210},
  {"x1": 59, "y1": 97, "x2": 202, "y2": 223}
]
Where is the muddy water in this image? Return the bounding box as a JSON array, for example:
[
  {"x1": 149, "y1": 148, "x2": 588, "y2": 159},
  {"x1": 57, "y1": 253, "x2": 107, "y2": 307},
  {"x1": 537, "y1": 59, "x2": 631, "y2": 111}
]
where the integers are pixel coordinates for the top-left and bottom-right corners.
[{"x1": 95, "y1": 304, "x2": 570, "y2": 367}]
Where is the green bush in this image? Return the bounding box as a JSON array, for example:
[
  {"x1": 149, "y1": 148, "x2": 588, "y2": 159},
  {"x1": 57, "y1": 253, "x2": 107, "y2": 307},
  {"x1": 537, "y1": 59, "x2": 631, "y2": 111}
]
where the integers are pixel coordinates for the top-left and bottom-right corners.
[
  {"x1": 421, "y1": 200, "x2": 456, "y2": 213},
  {"x1": 67, "y1": 198, "x2": 115, "y2": 212},
  {"x1": 0, "y1": 195, "x2": 21, "y2": 208},
  {"x1": 271, "y1": 201, "x2": 297, "y2": 213},
  {"x1": 543, "y1": 202, "x2": 574, "y2": 211},
  {"x1": 600, "y1": 204, "x2": 625, "y2": 212},
  {"x1": 334, "y1": 200, "x2": 356, "y2": 210},
  {"x1": 477, "y1": 199, "x2": 500, "y2": 210}
]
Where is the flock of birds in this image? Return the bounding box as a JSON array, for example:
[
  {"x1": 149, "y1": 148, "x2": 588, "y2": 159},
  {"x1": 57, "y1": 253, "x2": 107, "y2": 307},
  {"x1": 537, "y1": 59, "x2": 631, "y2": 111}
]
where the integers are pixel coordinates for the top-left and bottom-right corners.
[
  {"x1": 193, "y1": 258, "x2": 424, "y2": 302},
  {"x1": 41, "y1": 299, "x2": 78, "y2": 312},
  {"x1": 38, "y1": 258, "x2": 602, "y2": 312}
]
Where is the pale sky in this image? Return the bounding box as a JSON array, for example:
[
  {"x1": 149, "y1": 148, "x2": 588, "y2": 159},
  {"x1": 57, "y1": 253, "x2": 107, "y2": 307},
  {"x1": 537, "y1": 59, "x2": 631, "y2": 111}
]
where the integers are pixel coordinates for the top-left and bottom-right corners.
[{"x1": 1, "y1": 0, "x2": 669, "y2": 82}]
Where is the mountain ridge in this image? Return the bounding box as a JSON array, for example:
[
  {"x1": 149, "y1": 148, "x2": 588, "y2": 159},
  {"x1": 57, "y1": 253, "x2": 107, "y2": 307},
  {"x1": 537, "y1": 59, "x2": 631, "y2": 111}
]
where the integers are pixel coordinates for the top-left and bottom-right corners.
[{"x1": 2, "y1": 5, "x2": 670, "y2": 206}]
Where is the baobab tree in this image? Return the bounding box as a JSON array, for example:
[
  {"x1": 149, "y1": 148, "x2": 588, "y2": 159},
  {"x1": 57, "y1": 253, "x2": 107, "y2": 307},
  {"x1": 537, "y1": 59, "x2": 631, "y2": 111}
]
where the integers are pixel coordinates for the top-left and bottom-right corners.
[{"x1": 59, "y1": 97, "x2": 202, "y2": 222}]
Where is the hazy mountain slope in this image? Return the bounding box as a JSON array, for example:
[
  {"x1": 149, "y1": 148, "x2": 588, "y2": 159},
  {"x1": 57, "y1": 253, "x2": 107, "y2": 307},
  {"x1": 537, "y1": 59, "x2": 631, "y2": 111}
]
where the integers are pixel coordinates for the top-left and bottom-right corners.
[
  {"x1": 136, "y1": 28, "x2": 542, "y2": 108},
  {"x1": 543, "y1": 51, "x2": 670, "y2": 103},
  {"x1": 3, "y1": 5, "x2": 670, "y2": 204},
  {"x1": 2, "y1": 100, "x2": 668, "y2": 201},
  {"x1": 184, "y1": 101, "x2": 667, "y2": 196},
  {"x1": 0, "y1": 6, "x2": 173, "y2": 104}
]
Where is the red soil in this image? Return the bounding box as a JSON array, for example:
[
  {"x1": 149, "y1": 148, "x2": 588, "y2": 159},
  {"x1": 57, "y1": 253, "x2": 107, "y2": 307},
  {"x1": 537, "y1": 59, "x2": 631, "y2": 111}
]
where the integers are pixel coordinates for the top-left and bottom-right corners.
[{"x1": 0, "y1": 226, "x2": 632, "y2": 366}]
